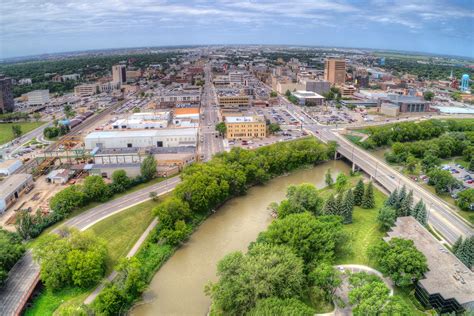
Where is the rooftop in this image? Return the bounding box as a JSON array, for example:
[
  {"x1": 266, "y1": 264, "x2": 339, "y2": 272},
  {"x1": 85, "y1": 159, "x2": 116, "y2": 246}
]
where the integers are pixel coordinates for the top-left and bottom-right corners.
[
  {"x1": 0, "y1": 174, "x2": 32, "y2": 200},
  {"x1": 0, "y1": 159, "x2": 22, "y2": 170},
  {"x1": 85, "y1": 128, "x2": 198, "y2": 139},
  {"x1": 385, "y1": 217, "x2": 474, "y2": 305},
  {"x1": 292, "y1": 90, "x2": 324, "y2": 99},
  {"x1": 225, "y1": 115, "x2": 264, "y2": 123}
]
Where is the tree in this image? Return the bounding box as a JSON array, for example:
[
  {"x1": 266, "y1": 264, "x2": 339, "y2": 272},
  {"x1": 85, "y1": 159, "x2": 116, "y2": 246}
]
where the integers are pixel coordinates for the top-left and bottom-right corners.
[
  {"x1": 454, "y1": 236, "x2": 473, "y2": 269},
  {"x1": 427, "y1": 169, "x2": 460, "y2": 194},
  {"x1": 361, "y1": 181, "x2": 375, "y2": 209},
  {"x1": 398, "y1": 185, "x2": 407, "y2": 207},
  {"x1": 83, "y1": 175, "x2": 111, "y2": 202},
  {"x1": 377, "y1": 206, "x2": 397, "y2": 231},
  {"x1": 215, "y1": 122, "x2": 227, "y2": 136},
  {"x1": 384, "y1": 189, "x2": 398, "y2": 208},
  {"x1": 93, "y1": 284, "x2": 125, "y2": 315},
  {"x1": 421, "y1": 152, "x2": 441, "y2": 172},
  {"x1": 405, "y1": 155, "x2": 418, "y2": 173},
  {"x1": 452, "y1": 237, "x2": 463, "y2": 254},
  {"x1": 277, "y1": 183, "x2": 323, "y2": 218},
  {"x1": 0, "y1": 229, "x2": 25, "y2": 287},
  {"x1": 159, "y1": 220, "x2": 191, "y2": 246},
  {"x1": 325, "y1": 168, "x2": 334, "y2": 187},
  {"x1": 309, "y1": 263, "x2": 341, "y2": 301},
  {"x1": 268, "y1": 123, "x2": 281, "y2": 134},
  {"x1": 257, "y1": 213, "x2": 345, "y2": 263},
  {"x1": 140, "y1": 155, "x2": 157, "y2": 181},
  {"x1": 342, "y1": 189, "x2": 354, "y2": 224},
  {"x1": 205, "y1": 243, "x2": 305, "y2": 315},
  {"x1": 323, "y1": 194, "x2": 338, "y2": 215},
  {"x1": 63, "y1": 104, "x2": 75, "y2": 118},
  {"x1": 369, "y1": 238, "x2": 428, "y2": 286},
  {"x1": 423, "y1": 91, "x2": 434, "y2": 101},
  {"x1": 353, "y1": 179, "x2": 364, "y2": 206},
  {"x1": 11, "y1": 125, "x2": 22, "y2": 138},
  {"x1": 269, "y1": 91, "x2": 278, "y2": 98},
  {"x1": 248, "y1": 298, "x2": 314, "y2": 316},
  {"x1": 469, "y1": 159, "x2": 474, "y2": 173},
  {"x1": 335, "y1": 172, "x2": 348, "y2": 193},
  {"x1": 153, "y1": 197, "x2": 191, "y2": 229},
  {"x1": 398, "y1": 190, "x2": 413, "y2": 217},
  {"x1": 33, "y1": 112, "x2": 41, "y2": 122},
  {"x1": 411, "y1": 200, "x2": 427, "y2": 225},
  {"x1": 456, "y1": 188, "x2": 474, "y2": 211},
  {"x1": 49, "y1": 185, "x2": 86, "y2": 216},
  {"x1": 111, "y1": 169, "x2": 130, "y2": 193}
]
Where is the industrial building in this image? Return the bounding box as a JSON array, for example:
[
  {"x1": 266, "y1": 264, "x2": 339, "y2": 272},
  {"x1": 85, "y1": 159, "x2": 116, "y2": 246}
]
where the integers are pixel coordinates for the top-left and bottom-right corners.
[
  {"x1": 291, "y1": 91, "x2": 325, "y2": 106},
  {"x1": 0, "y1": 174, "x2": 34, "y2": 213},
  {"x1": 324, "y1": 58, "x2": 346, "y2": 85},
  {"x1": 225, "y1": 115, "x2": 266, "y2": 140},
  {"x1": 26, "y1": 90, "x2": 50, "y2": 106},
  {"x1": 386, "y1": 217, "x2": 474, "y2": 314},
  {"x1": 0, "y1": 159, "x2": 22, "y2": 176},
  {"x1": 378, "y1": 94, "x2": 430, "y2": 113},
  {"x1": 84, "y1": 128, "x2": 198, "y2": 150}
]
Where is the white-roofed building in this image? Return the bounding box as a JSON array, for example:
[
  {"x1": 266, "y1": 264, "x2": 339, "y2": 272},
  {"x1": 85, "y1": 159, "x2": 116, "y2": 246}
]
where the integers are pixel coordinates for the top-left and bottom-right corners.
[{"x1": 291, "y1": 90, "x2": 325, "y2": 106}]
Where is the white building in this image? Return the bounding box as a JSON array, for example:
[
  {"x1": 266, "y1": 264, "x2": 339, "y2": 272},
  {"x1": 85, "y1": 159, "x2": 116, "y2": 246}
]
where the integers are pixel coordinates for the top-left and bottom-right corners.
[
  {"x1": 0, "y1": 174, "x2": 34, "y2": 213},
  {"x1": 18, "y1": 78, "x2": 32, "y2": 85},
  {"x1": 291, "y1": 90, "x2": 325, "y2": 106},
  {"x1": 111, "y1": 118, "x2": 168, "y2": 130},
  {"x1": 84, "y1": 128, "x2": 198, "y2": 150},
  {"x1": 0, "y1": 159, "x2": 22, "y2": 176},
  {"x1": 27, "y1": 90, "x2": 50, "y2": 106}
]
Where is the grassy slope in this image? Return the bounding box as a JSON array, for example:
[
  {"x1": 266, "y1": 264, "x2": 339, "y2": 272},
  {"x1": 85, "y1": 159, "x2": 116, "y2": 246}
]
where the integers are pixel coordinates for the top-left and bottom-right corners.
[
  {"x1": 25, "y1": 199, "x2": 160, "y2": 315},
  {"x1": 0, "y1": 122, "x2": 45, "y2": 145}
]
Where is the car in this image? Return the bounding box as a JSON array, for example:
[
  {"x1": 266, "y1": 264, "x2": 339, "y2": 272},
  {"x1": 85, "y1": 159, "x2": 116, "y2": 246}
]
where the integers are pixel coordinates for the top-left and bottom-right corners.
[{"x1": 467, "y1": 180, "x2": 474, "y2": 184}]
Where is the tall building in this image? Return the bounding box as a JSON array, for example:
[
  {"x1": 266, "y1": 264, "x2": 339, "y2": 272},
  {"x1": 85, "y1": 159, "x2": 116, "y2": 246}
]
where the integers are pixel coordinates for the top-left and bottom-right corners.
[
  {"x1": 0, "y1": 75, "x2": 14, "y2": 113},
  {"x1": 112, "y1": 65, "x2": 127, "y2": 84},
  {"x1": 324, "y1": 59, "x2": 346, "y2": 85}
]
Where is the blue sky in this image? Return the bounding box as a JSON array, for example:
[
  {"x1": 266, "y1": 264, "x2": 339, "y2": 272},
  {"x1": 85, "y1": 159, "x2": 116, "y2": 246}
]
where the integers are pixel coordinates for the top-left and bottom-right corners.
[{"x1": 1, "y1": 0, "x2": 473, "y2": 59}]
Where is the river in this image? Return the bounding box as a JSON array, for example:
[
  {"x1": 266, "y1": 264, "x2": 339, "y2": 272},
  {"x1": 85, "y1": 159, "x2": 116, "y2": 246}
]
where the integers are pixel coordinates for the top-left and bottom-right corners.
[{"x1": 131, "y1": 160, "x2": 350, "y2": 316}]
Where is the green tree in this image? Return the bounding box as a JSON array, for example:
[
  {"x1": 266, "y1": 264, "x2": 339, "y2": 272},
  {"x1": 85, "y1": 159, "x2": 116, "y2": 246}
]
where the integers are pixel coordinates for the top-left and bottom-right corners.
[
  {"x1": 335, "y1": 172, "x2": 348, "y2": 193},
  {"x1": 427, "y1": 169, "x2": 460, "y2": 194},
  {"x1": 83, "y1": 175, "x2": 111, "y2": 202},
  {"x1": 469, "y1": 159, "x2": 474, "y2": 172},
  {"x1": 93, "y1": 284, "x2": 125, "y2": 315},
  {"x1": 0, "y1": 229, "x2": 25, "y2": 287},
  {"x1": 325, "y1": 168, "x2": 334, "y2": 187},
  {"x1": 159, "y1": 220, "x2": 191, "y2": 246},
  {"x1": 153, "y1": 197, "x2": 191, "y2": 228},
  {"x1": 248, "y1": 298, "x2": 314, "y2": 316},
  {"x1": 342, "y1": 189, "x2": 354, "y2": 224},
  {"x1": 454, "y1": 236, "x2": 473, "y2": 269},
  {"x1": 111, "y1": 169, "x2": 130, "y2": 193},
  {"x1": 281, "y1": 183, "x2": 323, "y2": 217},
  {"x1": 270, "y1": 91, "x2": 278, "y2": 97},
  {"x1": 377, "y1": 206, "x2": 397, "y2": 231},
  {"x1": 11, "y1": 125, "x2": 22, "y2": 138},
  {"x1": 257, "y1": 213, "x2": 344, "y2": 263},
  {"x1": 456, "y1": 188, "x2": 474, "y2": 211},
  {"x1": 309, "y1": 263, "x2": 341, "y2": 301},
  {"x1": 411, "y1": 200, "x2": 427, "y2": 225},
  {"x1": 421, "y1": 152, "x2": 441, "y2": 172},
  {"x1": 63, "y1": 104, "x2": 75, "y2": 118},
  {"x1": 215, "y1": 122, "x2": 227, "y2": 136},
  {"x1": 49, "y1": 185, "x2": 87, "y2": 216},
  {"x1": 140, "y1": 155, "x2": 157, "y2": 181},
  {"x1": 361, "y1": 181, "x2": 375, "y2": 209},
  {"x1": 452, "y1": 237, "x2": 463, "y2": 254},
  {"x1": 323, "y1": 194, "x2": 338, "y2": 215},
  {"x1": 353, "y1": 179, "x2": 364, "y2": 206},
  {"x1": 369, "y1": 238, "x2": 428, "y2": 287},
  {"x1": 268, "y1": 123, "x2": 281, "y2": 134},
  {"x1": 205, "y1": 243, "x2": 305, "y2": 315},
  {"x1": 405, "y1": 155, "x2": 418, "y2": 173},
  {"x1": 33, "y1": 112, "x2": 41, "y2": 122},
  {"x1": 398, "y1": 190, "x2": 413, "y2": 217},
  {"x1": 423, "y1": 91, "x2": 434, "y2": 101},
  {"x1": 384, "y1": 188, "x2": 398, "y2": 208}
]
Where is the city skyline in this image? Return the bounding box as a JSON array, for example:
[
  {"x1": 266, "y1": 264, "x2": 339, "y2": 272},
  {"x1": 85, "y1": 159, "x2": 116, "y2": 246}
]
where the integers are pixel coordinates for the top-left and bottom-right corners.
[{"x1": 1, "y1": 0, "x2": 473, "y2": 59}]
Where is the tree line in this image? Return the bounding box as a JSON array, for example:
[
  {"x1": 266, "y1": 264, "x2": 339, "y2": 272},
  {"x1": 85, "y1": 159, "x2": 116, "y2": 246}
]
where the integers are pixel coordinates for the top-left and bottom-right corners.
[{"x1": 0, "y1": 228, "x2": 25, "y2": 287}]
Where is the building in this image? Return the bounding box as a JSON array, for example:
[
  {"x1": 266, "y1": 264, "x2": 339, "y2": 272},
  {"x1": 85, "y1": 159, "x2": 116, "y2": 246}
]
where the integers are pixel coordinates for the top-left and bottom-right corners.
[
  {"x1": 228, "y1": 71, "x2": 243, "y2": 84},
  {"x1": 74, "y1": 84, "x2": 97, "y2": 97},
  {"x1": 0, "y1": 75, "x2": 14, "y2": 113},
  {"x1": 158, "y1": 91, "x2": 201, "y2": 107},
  {"x1": 0, "y1": 174, "x2": 34, "y2": 213},
  {"x1": 324, "y1": 59, "x2": 346, "y2": 85},
  {"x1": 291, "y1": 91, "x2": 325, "y2": 106},
  {"x1": 340, "y1": 85, "x2": 357, "y2": 98},
  {"x1": 303, "y1": 80, "x2": 330, "y2": 95},
  {"x1": 0, "y1": 159, "x2": 22, "y2": 176},
  {"x1": 46, "y1": 169, "x2": 71, "y2": 184},
  {"x1": 26, "y1": 90, "x2": 50, "y2": 106},
  {"x1": 275, "y1": 81, "x2": 304, "y2": 94},
  {"x1": 112, "y1": 64, "x2": 127, "y2": 84},
  {"x1": 380, "y1": 103, "x2": 400, "y2": 116},
  {"x1": 84, "y1": 128, "x2": 198, "y2": 150},
  {"x1": 18, "y1": 78, "x2": 32, "y2": 85},
  {"x1": 217, "y1": 93, "x2": 250, "y2": 108},
  {"x1": 378, "y1": 94, "x2": 430, "y2": 113},
  {"x1": 225, "y1": 115, "x2": 266, "y2": 140},
  {"x1": 386, "y1": 217, "x2": 474, "y2": 314}
]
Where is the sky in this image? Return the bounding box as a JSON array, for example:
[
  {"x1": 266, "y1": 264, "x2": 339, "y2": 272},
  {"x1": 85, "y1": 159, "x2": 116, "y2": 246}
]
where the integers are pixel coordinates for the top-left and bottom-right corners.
[{"x1": 1, "y1": 0, "x2": 473, "y2": 59}]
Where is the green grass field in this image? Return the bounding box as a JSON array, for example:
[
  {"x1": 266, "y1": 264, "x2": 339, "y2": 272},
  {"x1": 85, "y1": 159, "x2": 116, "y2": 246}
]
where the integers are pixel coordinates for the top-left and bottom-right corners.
[
  {"x1": 25, "y1": 198, "x2": 161, "y2": 315},
  {"x1": 0, "y1": 121, "x2": 45, "y2": 145}
]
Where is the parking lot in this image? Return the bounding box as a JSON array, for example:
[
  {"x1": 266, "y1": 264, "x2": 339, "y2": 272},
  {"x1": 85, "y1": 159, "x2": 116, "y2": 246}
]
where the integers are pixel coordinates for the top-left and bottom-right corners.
[
  {"x1": 443, "y1": 163, "x2": 474, "y2": 190},
  {"x1": 228, "y1": 128, "x2": 307, "y2": 150},
  {"x1": 255, "y1": 106, "x2": 301, "y2": 126}
]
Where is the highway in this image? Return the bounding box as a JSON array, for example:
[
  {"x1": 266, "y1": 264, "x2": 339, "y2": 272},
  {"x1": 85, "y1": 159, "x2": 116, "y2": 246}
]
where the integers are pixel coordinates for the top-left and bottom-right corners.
[{"x1": 0, "y1": 175, "x2": 181, "y2": 316}]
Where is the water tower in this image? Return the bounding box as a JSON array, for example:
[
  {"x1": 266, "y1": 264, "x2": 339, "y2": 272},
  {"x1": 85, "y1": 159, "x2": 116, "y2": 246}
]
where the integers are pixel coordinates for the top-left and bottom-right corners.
[{"x1": 460, "y1": 74, "x2": 470, "y2": 92}]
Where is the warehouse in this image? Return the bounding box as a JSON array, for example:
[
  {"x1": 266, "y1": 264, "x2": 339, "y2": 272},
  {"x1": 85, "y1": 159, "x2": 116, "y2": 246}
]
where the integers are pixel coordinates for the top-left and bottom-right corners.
[
  {"x1": 0, "y1": 159, "x2": 22, "y2": 176},
  {"x1": 84, "y1": 128, "x2": 198, "y2": 150},
  {"x1": 0, "y1": 174, "x2": 34, "y2": 213}
]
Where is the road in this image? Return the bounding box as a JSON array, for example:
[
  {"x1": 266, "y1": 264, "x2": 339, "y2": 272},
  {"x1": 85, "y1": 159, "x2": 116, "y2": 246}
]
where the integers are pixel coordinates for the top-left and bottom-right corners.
[
  {"x1": 198, "y1": 65, "x2": 225, "y2": 161},
  {"x1": 0, "y1": 176, "x2": 181, "y2": 316},
  {"x1": 3, "y1": 121, "x2": 53, "y2": 159}
]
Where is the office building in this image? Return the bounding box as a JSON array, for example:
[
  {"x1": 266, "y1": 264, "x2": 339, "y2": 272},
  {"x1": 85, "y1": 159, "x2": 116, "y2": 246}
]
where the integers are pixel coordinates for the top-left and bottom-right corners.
[
  {"x1": 291, "y1": 91, "x2": 325, "y2": 106},
  {"x1": 74, "y1": 84, "x2": 97, "y2": 97},
  {"x1": 386, "y1": 217, "x2": 474, "y2": 314},
  {"x1": 378, "y1": 94, "x2": 430, "y2": 113},
  {"x1": 0, "y1": 75, "x2": 14, "y2": 113},
  {"x1": 324, "y1": 59, "x2": 346, "y2": 85},
  {"x1": 225, "y1": 115, "x2": 266, "y2": 140},
  {"x1": 340, "y1": 85, "x2": 357, "y2": 98},
  {"x1": 303, "y1": 80, "x2": 330, "y2": 95},
  {"x1": 26, "y1": 90, "x2": 50, "y2": 106},
  {"x1": 112, "y1": 64, "x2": 127, "y2": 84}
]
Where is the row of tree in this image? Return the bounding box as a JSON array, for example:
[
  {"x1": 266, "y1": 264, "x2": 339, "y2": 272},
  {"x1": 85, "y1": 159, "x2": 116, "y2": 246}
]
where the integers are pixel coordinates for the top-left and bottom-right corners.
[
  {"x1": 0, "y1": 229, "x2": 25, "y2": 287},
  {"x1": 452, "y1": 236, "x2": 474, "y2": 270},
  {"x1": 16, "y1": 156, "x2": 158, "y2": 240}
]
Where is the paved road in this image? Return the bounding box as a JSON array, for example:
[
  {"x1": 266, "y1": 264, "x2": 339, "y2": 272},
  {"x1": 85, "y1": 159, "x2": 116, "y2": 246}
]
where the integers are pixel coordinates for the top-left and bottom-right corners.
[
  {"x1": 0, "y1": 176, "x2": 181, "y2": 316},
  {"x1": 2, "y1": 121, "x2": 52, "y2": 159}
]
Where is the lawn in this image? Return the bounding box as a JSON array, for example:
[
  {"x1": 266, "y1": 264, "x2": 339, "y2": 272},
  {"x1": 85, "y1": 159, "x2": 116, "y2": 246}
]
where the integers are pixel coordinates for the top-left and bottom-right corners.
[
  {"x1": 0, "y1": 121, "x2": 45, "y2": 145},
  {"x1": 344, "y1": 134, "x2": 362, "y2": 144},
  {"x1": 25, "y1": 198, "x2": 162, "y2": 315}
]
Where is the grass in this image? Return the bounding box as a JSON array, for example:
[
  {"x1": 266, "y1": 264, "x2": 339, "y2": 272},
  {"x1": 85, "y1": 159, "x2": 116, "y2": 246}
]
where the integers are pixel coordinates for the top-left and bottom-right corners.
[
  {"x1": 89, "y1": 199, "x2": 159, "y2": 274},
  {"x1": 345, "y1": 134, "x2": 362, "y2": 144},
  {"x1": 25, "y1": 198, "x2": 163, "y2": 315},
  {"x1": 0, "y1": 121, "x2": 45, "y2": 145}
]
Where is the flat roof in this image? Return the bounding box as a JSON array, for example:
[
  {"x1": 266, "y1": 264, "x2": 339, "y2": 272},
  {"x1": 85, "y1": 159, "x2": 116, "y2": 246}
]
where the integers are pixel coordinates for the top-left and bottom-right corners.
[
  {"x1": 0, "y1": 174, "x2": 32, "y2": 200},
  {"x1": 0, "y1": 159, "x2": 22, "y2": 170},
  {"x1": 85, "y1": 128, "x2": 197, "y2": 139},
  {"x1": 292, "y1": 90, "x2": 324, "y2": 99},
  {"x1": 225, "y1": 116, "x2": 263, "y2": 123},
  {"x1": 385, "y1": 217, "x2": 474, "y2": 305}
]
